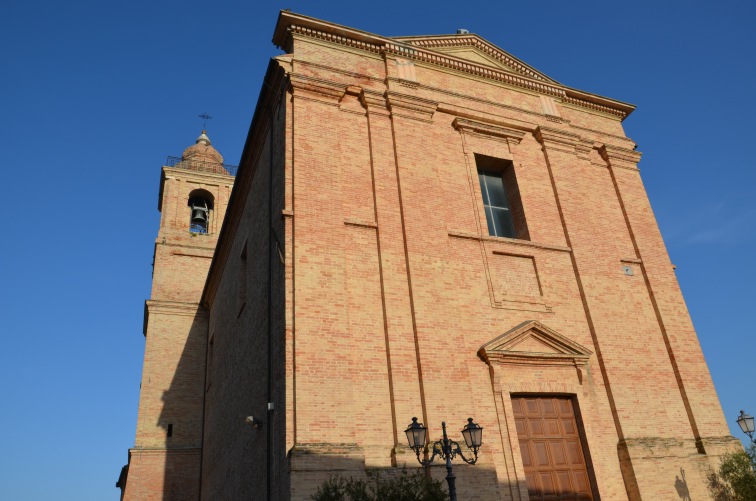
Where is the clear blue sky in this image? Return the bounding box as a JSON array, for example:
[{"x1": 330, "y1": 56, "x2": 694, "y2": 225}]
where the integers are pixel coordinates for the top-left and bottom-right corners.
[{"x1": 2, "y1": 1, "x2": 754, "y2": 499}]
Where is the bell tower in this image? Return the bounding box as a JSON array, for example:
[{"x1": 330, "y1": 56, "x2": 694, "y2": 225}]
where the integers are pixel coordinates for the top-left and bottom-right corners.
[{"x1": 119, "y1": 131, "x2": 235, "y2": 501}]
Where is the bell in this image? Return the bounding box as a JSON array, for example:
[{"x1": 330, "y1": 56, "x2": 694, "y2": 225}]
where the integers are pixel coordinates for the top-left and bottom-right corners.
[{"x1": 191, "y1": 208, "x2": 208, "y2": 223}]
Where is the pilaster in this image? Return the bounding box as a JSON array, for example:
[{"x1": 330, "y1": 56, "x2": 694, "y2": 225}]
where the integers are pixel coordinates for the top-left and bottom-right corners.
[
  {"x1": 360, "y1": 86, "x2": 425, "y2": 464},
  {"x1": 536, "y1": 126, "x2": 726, "y2": 500},
  {"x1": 600, "y1": 141, "x2": 733, "y2": 447}
]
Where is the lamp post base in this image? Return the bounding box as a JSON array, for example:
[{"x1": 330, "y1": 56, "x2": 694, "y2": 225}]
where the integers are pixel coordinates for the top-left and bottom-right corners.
[{"x1": 445, "y1": 455, "x2": 457, "y2": 501}]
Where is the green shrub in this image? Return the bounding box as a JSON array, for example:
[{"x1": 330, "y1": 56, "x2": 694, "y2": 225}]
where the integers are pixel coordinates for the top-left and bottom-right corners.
[
  {"x1": 708, "y1": 444, "x2": 756, "y2": 501},
  {"x1": 311, "y1": 468, "x2": 448, "y2": 501}
]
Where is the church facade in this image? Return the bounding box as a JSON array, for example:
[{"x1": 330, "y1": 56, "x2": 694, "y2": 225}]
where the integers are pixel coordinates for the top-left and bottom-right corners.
[{"x1": 119, "y1": 11, "x2": 739, "y2": 501}]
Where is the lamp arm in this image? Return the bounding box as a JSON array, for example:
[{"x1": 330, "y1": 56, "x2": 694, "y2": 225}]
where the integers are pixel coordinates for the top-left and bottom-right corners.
[
  {"x1": 428, "y1": 441, "x2": 443, "y2": 464},
  {"x1": 452, "y1": 441, "x2": 479, "y2": 465},
  {"x1": 415, "y1": 441, "x2": 442, "y2": 467}
]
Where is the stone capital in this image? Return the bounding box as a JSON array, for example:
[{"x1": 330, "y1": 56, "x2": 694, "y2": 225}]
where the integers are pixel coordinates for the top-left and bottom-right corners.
[
  {"x1": 358, "y1": 89, "x2": 389, "y2": 114},
  {"x1": 385, "y1": 90, "x2": 438, "y2": 122},
  {"x1": 533, "y1": 126, "x2": 582, "y2": 153},
  {"x1": 575, "y1": 139, "x2": 595, "y2": 160},
  {"x1": 452, "y1": 117, "x2": 527, "y2": 148},
  {"x1": 289, "y1": 74, "x2": 345, "y2": 104},
  {"x1": 599, "y1": 144, "x2": 642, "y2": 168}
]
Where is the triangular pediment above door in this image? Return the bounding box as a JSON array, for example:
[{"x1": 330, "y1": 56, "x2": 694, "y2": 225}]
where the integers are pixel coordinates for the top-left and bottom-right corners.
[{"x1": 477, "y1": 320, "x2": 592, "y2": 367}]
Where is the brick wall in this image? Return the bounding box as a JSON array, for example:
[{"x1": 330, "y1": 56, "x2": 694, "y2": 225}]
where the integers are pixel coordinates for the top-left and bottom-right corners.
[
  {"x1": 201, "y1": 84, "x2": 289, "y2": 500},
  {"x1": 123, "y1": 160, "x2": 233, "y2": 500},
  {"x1": 197, "y1": 14, "x2": 739, "y2": 501}
]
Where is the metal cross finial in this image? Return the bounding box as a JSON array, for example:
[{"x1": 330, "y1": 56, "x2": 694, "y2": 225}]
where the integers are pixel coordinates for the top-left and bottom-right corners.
[{"x1": 199, "y1": 113, "x2": 213, "y2": 130}]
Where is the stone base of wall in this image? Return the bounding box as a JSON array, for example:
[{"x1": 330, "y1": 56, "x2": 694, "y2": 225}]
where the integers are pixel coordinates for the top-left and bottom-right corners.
[
  {"x1": 288, "y1": 443, "x2": 508, "y2": 501},
  {"x1": 122, "y1": 447, "x2": 200, "y2": 501},
  {"x1": 618, "y1": 435, "x2": 742, "y2": 500}
]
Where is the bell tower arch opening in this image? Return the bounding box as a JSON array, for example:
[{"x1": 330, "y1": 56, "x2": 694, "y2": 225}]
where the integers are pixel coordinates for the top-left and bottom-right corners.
[{"x1": 188, "y1": 189, "x2": 215, "y2": 234}]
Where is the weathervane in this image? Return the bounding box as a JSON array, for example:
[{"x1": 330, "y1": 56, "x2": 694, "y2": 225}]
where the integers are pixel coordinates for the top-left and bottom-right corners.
[{"x1": 199, "y1": 113, "x2": 213, "y2": 130}]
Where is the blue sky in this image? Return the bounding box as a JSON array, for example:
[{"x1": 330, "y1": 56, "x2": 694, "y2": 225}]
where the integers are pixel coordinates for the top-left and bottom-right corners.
[{"x1": 2, "y1": 1, "x2": 754, "y2": 499}]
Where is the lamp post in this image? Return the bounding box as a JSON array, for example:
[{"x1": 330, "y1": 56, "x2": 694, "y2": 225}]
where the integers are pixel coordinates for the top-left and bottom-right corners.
[
  {"x1": 737, "y1": 410, "x2": 755, "y2": 444},
  {"x1": 405, "y1": 417, "x2": 482, "y2": 501}
]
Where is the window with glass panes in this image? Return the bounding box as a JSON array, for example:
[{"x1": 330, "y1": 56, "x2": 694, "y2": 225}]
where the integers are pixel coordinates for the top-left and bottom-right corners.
[
  {"x1": 478, "y1": 169, "x2": 516, "y2": 238},
  {"x1": 475, "y1": 154, "x2": 529, "y2": 240}
]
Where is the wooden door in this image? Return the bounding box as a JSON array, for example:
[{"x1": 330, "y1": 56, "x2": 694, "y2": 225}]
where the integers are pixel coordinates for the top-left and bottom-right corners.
[{"x1": 512, "y1": 396, "x2": 594, "y2": 501}]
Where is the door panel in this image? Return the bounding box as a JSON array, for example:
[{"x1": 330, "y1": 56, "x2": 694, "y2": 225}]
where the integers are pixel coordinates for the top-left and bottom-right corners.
[{"x1": 512, "y1": 396, "x2": 594, "y2": 501}]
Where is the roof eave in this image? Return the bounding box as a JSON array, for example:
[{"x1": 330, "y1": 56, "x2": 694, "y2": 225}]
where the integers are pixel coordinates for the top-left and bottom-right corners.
[
  {"x1": 565, "y1": 87, "x2": 636, "y2": 119},
  {"x1": 273, "y1": 11, "x2": 391, "y2": 50},
  {"x1": 273, "y1": 11, "x2": 636, "y2": 120}
]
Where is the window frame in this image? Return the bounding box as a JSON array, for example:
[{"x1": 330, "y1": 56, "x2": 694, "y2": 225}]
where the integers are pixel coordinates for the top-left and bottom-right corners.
[{"x1": 475, "y1": 154, "x2": 529, "y2": 240}]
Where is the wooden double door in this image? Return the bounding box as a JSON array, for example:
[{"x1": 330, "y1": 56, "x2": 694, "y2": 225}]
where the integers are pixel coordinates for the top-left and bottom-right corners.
[{"x1": 512, "y1": 396, "x2": 595, "y2": 501}]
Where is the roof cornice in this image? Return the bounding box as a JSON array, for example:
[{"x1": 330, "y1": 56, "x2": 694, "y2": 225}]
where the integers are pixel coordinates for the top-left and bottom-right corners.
[
  {"x1": 273, "y1": 11, "x2": 635, "y2": 120},
  {"x1": 393, "y1": 34, "x2": 557, "y2": 84}
]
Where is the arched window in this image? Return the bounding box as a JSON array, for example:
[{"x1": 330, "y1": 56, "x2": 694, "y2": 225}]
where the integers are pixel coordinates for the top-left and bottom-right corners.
[{"x1": 188, "y1": 189, "x2": 214, "y2": 234}]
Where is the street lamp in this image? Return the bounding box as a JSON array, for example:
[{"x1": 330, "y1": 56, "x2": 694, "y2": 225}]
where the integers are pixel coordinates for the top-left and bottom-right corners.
[
  {"x1": 737, "y1": 410, "x2": 755, "y2": 444},
  {"x1": 404, "y1": 417, "x2": 482, "y2": 501}
]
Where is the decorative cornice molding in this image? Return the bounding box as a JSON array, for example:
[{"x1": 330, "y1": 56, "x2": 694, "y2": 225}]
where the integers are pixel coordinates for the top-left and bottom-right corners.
[
  {"x1": 288, "y1": 443, "x2": 366, "y2": 471},
  {"x1": 162, "y1": 166, "x2": 234, "y2": 184},
  {"x1": 157, "y1": 241, "x2": 218, "y2": 252},
  {"x1": 385, "y1": 41, "x2": 566, "y2": 99},
  {"x1": 288, "y1": 25, "x2": 383, "y2": 54},
  {"x1": 288, "y1": 442, "x2": 365, "y2": 454},
  {"x1": 145, "y1": 300, "x2": 205, "y2": 316},
  {"x1": 437, "y1": 102, "x2": 539, "y2": 130},
  {"x1": 447, "y1": 229, "x2": 571, "y2": 253},
  {"x1": 617, "y1": 437, "x2": 707, "y2": 458},
  {"x1": 478, "y1": 320, "x2": 592, "y2": 367},
  {"x1": 568, "y1": 123, "x2": 637, "y2": 147},
  {"x1": 129, "y1": 447, "x2": 202, "y2": 455},
  {"x1": 385, "y1": 90, "x2": 438, "y2": 121},
  {"x1": 534, "y1": 127, "x2": 640, "y2": 166},
  {"x1": 274, "y1": 12, "x2": 634, "y2": 120},
  {"x1": 359, "y1": 89, "x2": 389, "y2": 112},
  {"x1": 575, "y1": 139, "x2": 594, "y2": 160},
  {"x1": 344, "y1": 218, "x2": 378, "y2": 229},
  {"x1": 397, "y1": 35, "x2": 552, "y2": 82},
  {"x1": 172, "y1": 249, "x2": 214, "y2": 259},
  {"x1": 295, "y1": 59, "x2": 384, "y2": 85},
  {"x1": 621, "y1": 257, "x2": 643, "y2": 265},
  {"x1": 452, "y1": 117, "x2": 527, "y2": 146},
  {"x1": 289, "y1": 74, "x2": 345, "y2": 103},
  {"x1": 562, "y1": 95, "x2": 627, "y2": 118},
  {"x1": 144, "y1": 300, "x2": 205, "y2": 336},
  {"x1": 387, "y1": 76, "x2": 419, "y2": 90},
  {"x1": 599, "y1": 144, "x2": 643, "y2": 166},
  {"x1": 534, "y1": 126, "x2": 582, "y2": 151}
]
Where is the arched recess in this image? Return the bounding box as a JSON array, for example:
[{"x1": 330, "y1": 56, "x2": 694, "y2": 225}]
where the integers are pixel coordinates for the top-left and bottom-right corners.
[{"x1": 188, "y1": 189, "x2": 215, "y2": 234}]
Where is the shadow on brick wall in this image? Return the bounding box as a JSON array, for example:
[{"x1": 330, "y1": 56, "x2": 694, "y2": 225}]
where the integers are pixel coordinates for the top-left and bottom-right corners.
[
  {"x1": 156, "y1": 308, "x2": 207, "y2": 500},
  {"x1": 674, "y1": 468, "x2": 692, "y2": 500},
  {"x1": 289, "y1": 450, "x2": 525, "y2": 501}
]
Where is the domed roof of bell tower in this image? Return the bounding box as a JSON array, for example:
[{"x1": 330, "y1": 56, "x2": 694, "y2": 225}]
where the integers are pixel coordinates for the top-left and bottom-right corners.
[{"x1": 181, "y1": 130, "x2": 225, "y2": 167}]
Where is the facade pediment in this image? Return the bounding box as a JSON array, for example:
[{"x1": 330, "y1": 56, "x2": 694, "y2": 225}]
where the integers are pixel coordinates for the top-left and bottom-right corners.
[
  {"x1": 430, "y1": 46, "x2": 522, "y2": 74},
  {"x1": 273, "y1": 12, "x2": 635, "y2": 119},
  {"x1": 393, "y1": 34, "x2": 559, "y2": 84},
  {"x1": 478, "y1": 320, "x2": 592, "y2": 367}
]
